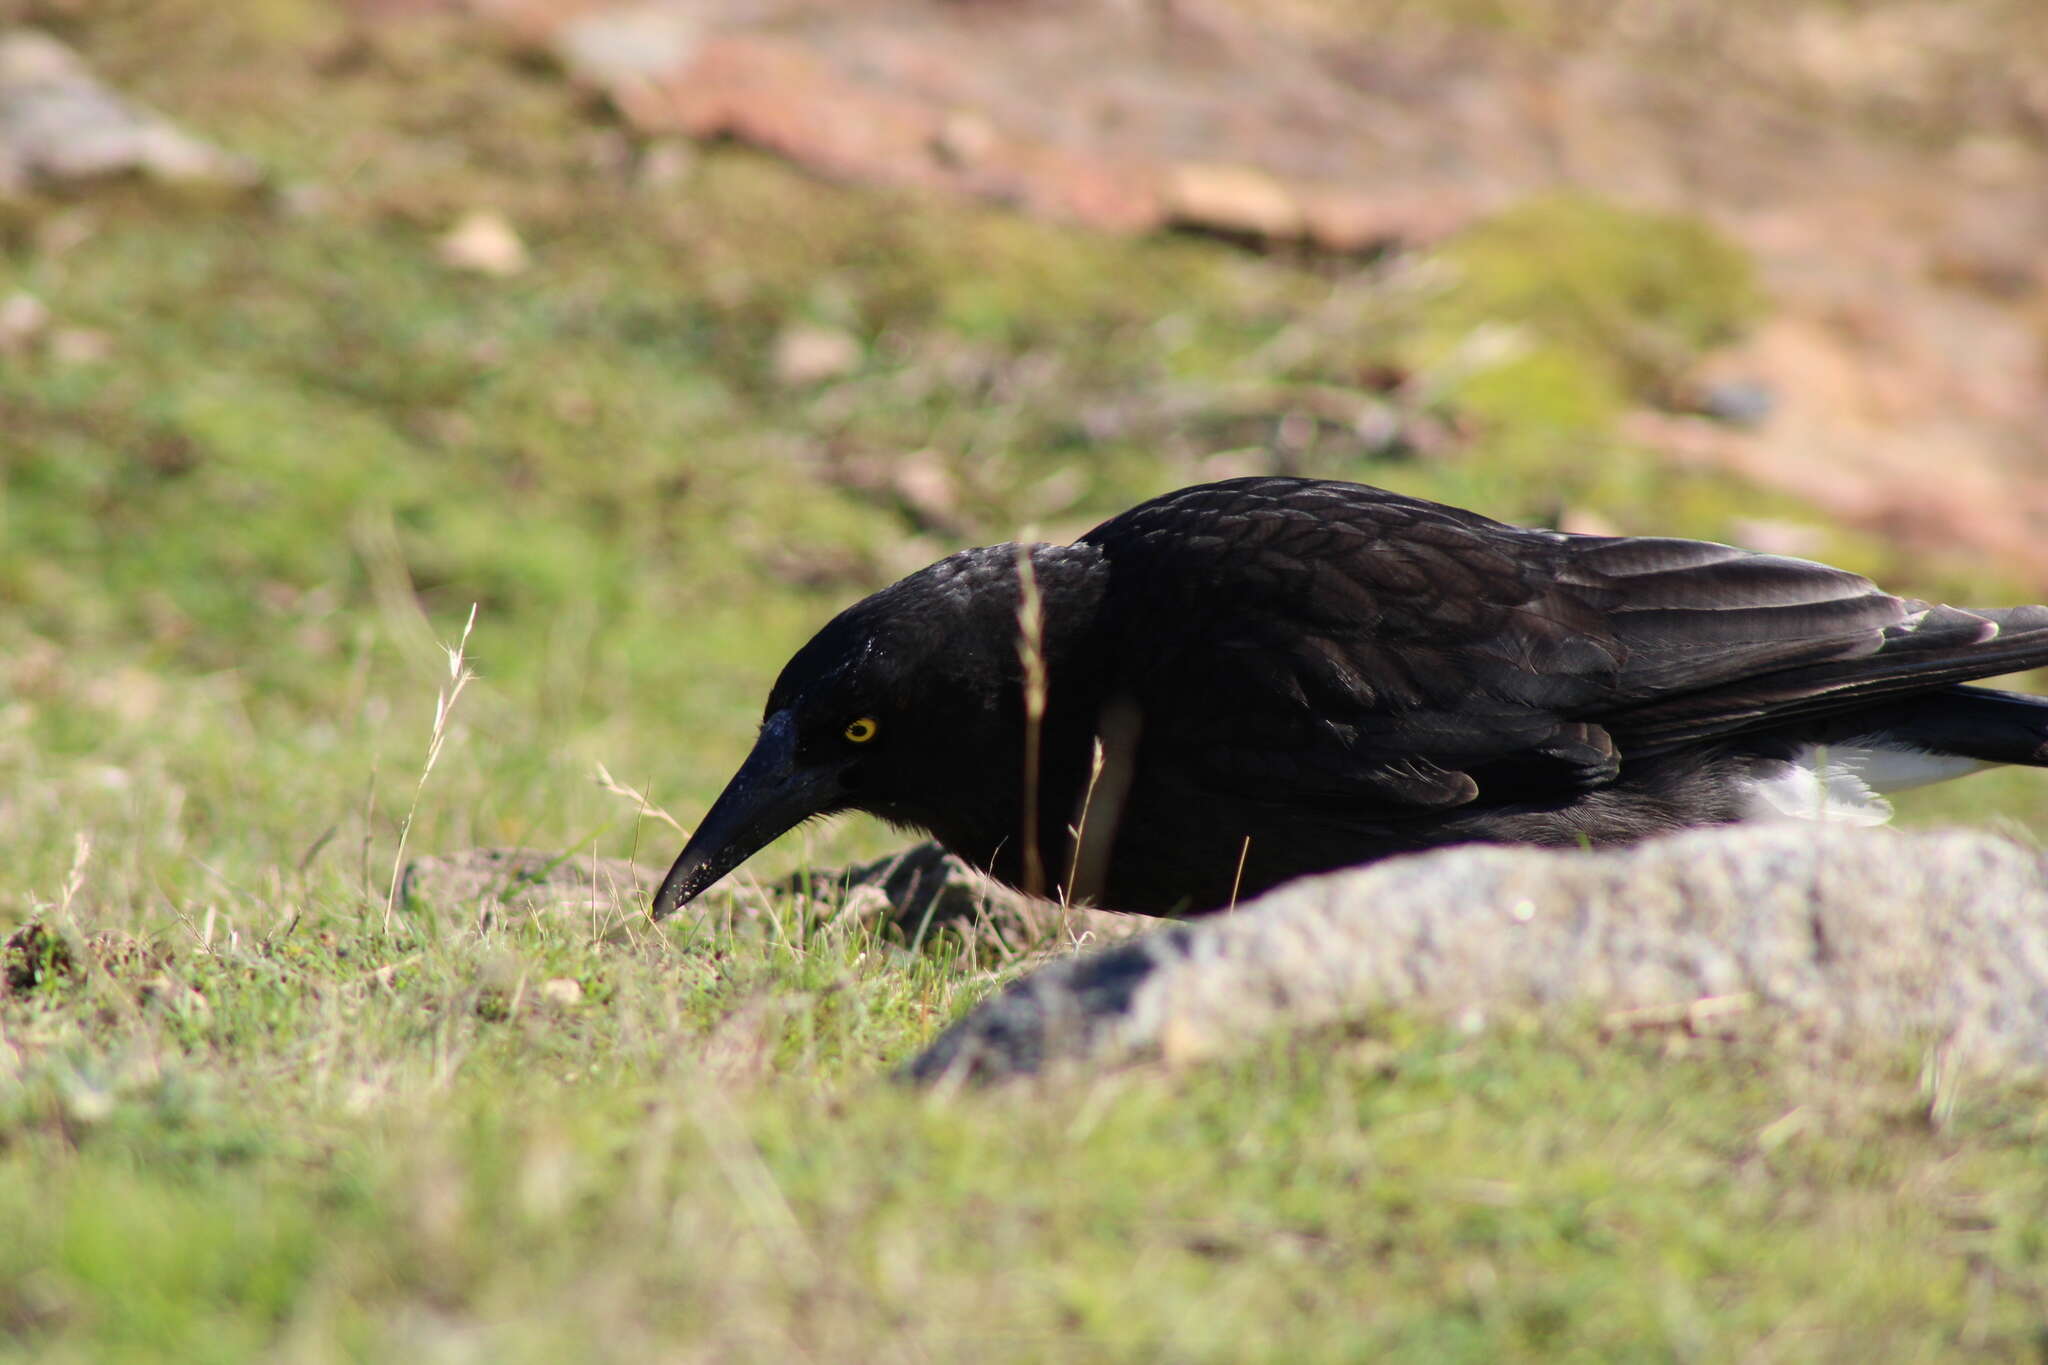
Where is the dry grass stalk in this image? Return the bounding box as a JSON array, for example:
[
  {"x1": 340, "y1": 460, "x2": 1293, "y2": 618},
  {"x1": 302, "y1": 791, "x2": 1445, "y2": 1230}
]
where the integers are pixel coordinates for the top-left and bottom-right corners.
[
  {"x1": 592, "y1": 760, "x2": 688, "y2": 836},
  {"x1": 1065, "y1": 695, "x2": 1141, "y2": 910},
  {"x1": 383, "y1": 604, "x2": 478, "y2": 935},
  {"x1": 57, "y1": 831, "x2": 91, "y2": 920},
  {"x1": 1013, "y1": 544, "x2": 1048, "y2": 900}
]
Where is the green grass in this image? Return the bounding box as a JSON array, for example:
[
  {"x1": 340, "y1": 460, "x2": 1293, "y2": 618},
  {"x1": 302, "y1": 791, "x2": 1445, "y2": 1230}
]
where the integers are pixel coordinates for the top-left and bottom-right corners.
[
  {"x1": 8, "y1": 927, "x2": 2048, "y2": 1360},
  {"x1": 3, "y1": 1, "x2": 2048, "y2": 1358}
]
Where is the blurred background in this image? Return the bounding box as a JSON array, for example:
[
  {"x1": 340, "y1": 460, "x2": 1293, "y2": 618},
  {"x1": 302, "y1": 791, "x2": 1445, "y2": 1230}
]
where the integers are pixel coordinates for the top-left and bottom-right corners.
[{"x1": 5, "y1": 0, "x2": 2048, "y2": 895}]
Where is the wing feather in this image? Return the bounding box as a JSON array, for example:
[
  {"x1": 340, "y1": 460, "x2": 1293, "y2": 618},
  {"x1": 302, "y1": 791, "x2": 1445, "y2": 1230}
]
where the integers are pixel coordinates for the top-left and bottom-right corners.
[{"x1": 1079, "y1": 477, "x2": 2048, "y2": 816}]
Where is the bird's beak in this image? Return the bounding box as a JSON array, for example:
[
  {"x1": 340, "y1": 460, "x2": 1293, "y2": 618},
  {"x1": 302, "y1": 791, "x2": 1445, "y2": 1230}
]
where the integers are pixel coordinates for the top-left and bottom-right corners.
[{"x1": 651, "y1": 710, "x2": 842, "y2": 920}]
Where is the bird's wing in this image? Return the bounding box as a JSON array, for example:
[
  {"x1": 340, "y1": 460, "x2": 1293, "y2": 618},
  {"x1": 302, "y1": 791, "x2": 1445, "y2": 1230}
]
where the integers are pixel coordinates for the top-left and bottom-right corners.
[{"x1": 1080, "y1": 478, "x2": 1918, "y2": 814}]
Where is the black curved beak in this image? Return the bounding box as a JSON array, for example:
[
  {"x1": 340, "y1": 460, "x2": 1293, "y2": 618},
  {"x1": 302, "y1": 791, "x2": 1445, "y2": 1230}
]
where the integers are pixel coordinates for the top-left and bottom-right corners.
[{"x1": 651, "y1": 711, "x2": 843, "y2": 920}]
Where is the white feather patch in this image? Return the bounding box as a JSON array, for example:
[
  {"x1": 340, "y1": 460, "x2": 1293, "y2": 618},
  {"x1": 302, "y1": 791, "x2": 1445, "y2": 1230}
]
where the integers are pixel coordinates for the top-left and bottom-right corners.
[
  {"x1": 1741, "y1": 759, "x2": 1893, "y2": 827},
  {"x1": 1738, "y1": 743, "x2": 1993, "y2": 827},
  {"x1": 1831, "y1": 745, "x2": 1993, "y2": 793}
]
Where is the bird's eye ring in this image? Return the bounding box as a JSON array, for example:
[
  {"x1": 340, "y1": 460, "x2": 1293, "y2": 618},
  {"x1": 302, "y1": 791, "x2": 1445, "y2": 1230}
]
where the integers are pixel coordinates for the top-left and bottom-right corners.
[{"x1": 843, "y1": 717, "x2": 879, "y2": 744}]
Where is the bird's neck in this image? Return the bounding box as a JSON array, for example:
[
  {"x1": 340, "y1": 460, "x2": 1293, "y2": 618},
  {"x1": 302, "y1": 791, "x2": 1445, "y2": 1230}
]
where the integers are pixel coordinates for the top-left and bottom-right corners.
[{"x1": 876, "y1": 542, "x2": 1120, "y2": 901}]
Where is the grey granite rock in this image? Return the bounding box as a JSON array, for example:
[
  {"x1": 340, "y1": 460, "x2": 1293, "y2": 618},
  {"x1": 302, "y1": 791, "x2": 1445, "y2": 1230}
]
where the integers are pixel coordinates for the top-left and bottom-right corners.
[{"x1": 905, "y1": 825, "x2": 2048, "y2": 1085}]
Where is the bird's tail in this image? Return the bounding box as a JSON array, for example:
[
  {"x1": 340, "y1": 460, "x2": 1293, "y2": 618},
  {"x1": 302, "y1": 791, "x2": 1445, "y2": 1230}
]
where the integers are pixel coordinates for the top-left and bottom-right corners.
[
  {"x1": 1800, "y1": 601, "x2": 2048, "y2": 773},
  {"x1": 1871, "y1": 685, "x2": 2048, "y2": 769},
  {"x1": 1617, "y1": 602, "x2": 2048, "y2": 757},
  {"x1": 1887, "y1": 604, "x2": 2048, "y2": 769}
]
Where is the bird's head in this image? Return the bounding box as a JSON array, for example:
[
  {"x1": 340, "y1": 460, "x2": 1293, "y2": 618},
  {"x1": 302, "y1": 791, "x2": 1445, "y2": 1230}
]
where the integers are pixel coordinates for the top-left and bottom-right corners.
[{"x1": 650, "y1": 541, "x2": 1106, "y2": 919}]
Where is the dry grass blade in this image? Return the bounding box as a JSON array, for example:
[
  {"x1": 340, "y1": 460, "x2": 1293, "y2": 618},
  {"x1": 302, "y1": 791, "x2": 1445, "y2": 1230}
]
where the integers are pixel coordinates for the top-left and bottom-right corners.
[
  {"x1": 592, "y1": 761, "x2": 688, "y2": 837},
  {"x1": 1227, "y1": 835, "x2": 1252, "y2": 912},
  {"x1": 1065, "y1": 695, "x2": 1141, "y2": 909},
  {"x1": 383, "y1": 604, "x2": 479, "y2": 935},
  {"x1": 1013, "y1": 543, "x2": 1048, "y2": 900},
  {"x1": 57, "y1": 832, "x2": 91, "y2": 921}
]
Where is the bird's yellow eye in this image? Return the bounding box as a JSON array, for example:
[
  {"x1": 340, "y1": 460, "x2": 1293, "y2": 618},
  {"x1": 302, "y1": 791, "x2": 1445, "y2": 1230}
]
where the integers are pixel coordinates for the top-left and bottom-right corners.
[{"x1": 843, "y1": 717, "x2": 879, "y2": 744}]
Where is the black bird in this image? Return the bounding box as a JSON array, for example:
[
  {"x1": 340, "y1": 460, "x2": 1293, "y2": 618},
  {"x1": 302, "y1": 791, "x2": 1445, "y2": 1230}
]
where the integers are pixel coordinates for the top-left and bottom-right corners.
[{"x1": 653, "y1": 477, "x2": 2048, "y2": 918}]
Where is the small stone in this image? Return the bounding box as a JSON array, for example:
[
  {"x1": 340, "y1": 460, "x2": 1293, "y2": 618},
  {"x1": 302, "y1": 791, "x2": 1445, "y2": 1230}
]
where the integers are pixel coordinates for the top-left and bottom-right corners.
[
  {"x1": 839, "y1": 885, "x2": 896, "y2": 924},
  {"x1": 1556, "y1": 508, "x2": 1621, "y2": 538},
  {"x1": 1352, "y1": 400, "x2": 1403, "y2": 454},
  {"x1": 554, "y1": 5, "x2": 703, "y2": 84},
  {"x1": 932, "y1": 109, "x2": 999, "y2": 168},
  {"x1": 772, "y1": 323, "x2": 862, "y2": 387},
  {"x1": 1164, "y1": 163, "x2": 1302, "y2": 239},
  {"x1": 1199, "y1": 450, "x2": 1269, "y2": 483},
  {"x1": 0, "y1": 291, "x2": 49, "y2": 352},
  {"x1": 1693, "y1": 377, "x2": 1777, "y2": 427},
  {"x1": 59, "y1": 1078, "x2": 115, "y2": 1125},
  {"x1": 892, "y1": 451, "x2": 962, "y2": 529},
  {"x1": 438, "y1": 210, "x2": 529, "y2": 277},
  {"x1": 539, "y1": 977, "x2": 584, "y2": 1008},
  {"x1": 1729, "y1": 518, "x2": 1827, "y2": 558},
  {"x1": 49, "y1": 326, "x2": 111, "y2": 365}
]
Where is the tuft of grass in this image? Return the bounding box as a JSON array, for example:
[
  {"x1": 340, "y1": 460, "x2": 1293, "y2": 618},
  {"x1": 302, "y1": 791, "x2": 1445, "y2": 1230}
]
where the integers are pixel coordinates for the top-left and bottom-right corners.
[{"x1": 1419, "y1": 193, "x2": 1763, "y2": 415}]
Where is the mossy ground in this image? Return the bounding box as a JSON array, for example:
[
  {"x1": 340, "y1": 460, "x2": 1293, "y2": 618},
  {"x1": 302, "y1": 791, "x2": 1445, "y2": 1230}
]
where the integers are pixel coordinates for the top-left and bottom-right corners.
[{"x1": 3, "y1": 2, "x2": 2046, "y2": 1358}]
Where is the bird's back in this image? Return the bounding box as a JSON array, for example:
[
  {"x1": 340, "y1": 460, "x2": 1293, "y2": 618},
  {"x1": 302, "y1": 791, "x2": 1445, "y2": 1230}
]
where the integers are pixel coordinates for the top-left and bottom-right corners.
[{"x1": 1067, "y1": 477, "x2": 2048, "y2": 912}]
